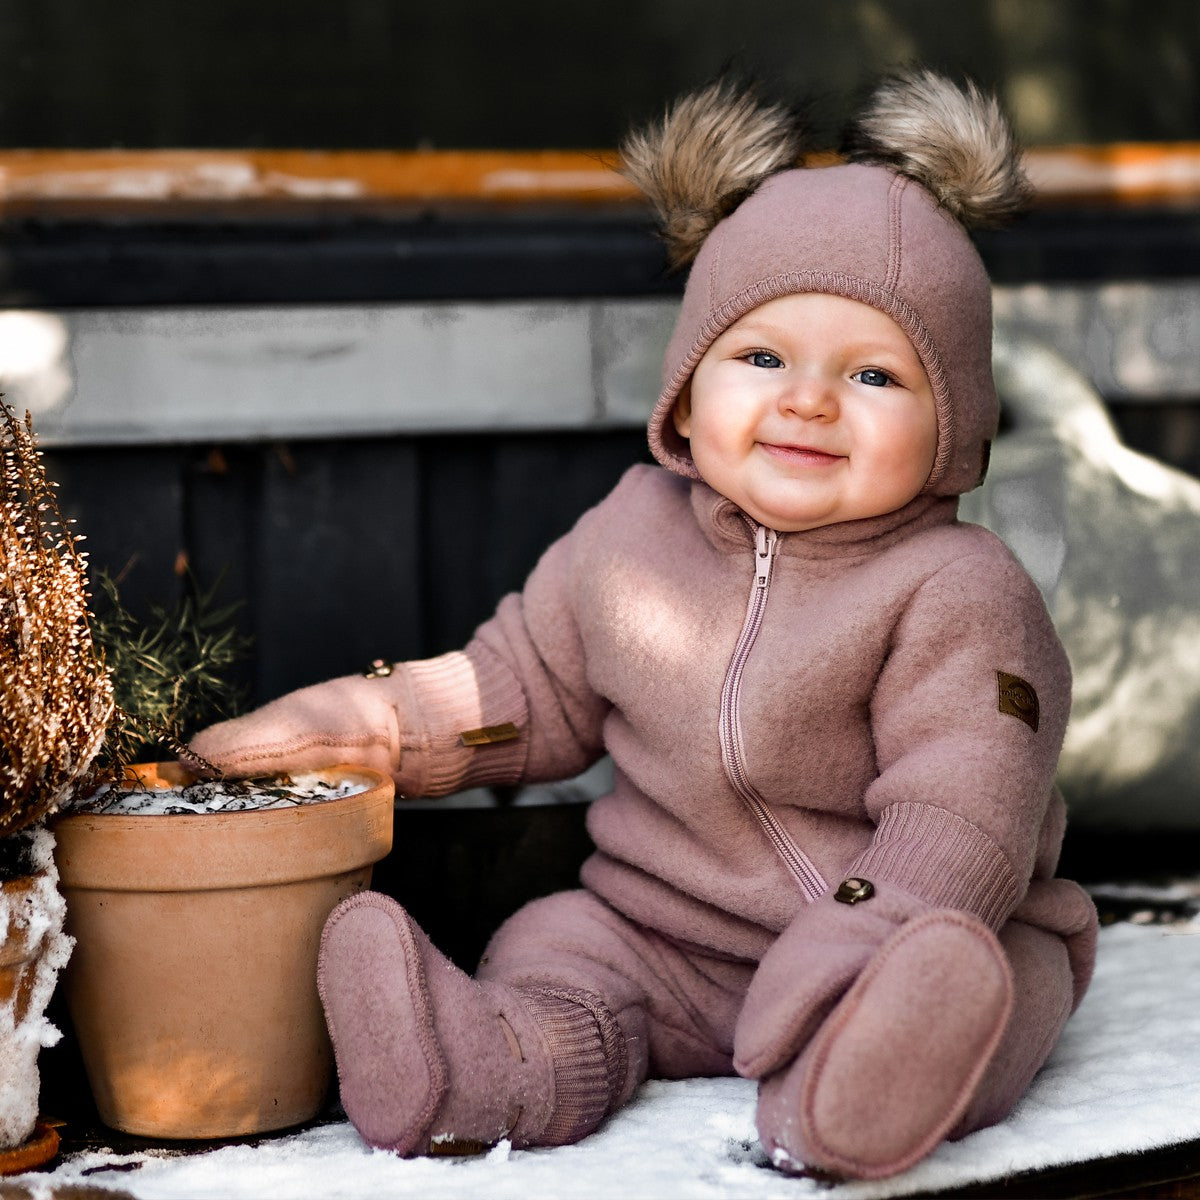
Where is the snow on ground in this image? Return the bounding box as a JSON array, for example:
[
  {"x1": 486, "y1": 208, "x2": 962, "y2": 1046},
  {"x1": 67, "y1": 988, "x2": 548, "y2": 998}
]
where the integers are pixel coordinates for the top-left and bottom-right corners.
[{"x1": 12, "y1": 919, "x2": 1200, "y2": 1199}]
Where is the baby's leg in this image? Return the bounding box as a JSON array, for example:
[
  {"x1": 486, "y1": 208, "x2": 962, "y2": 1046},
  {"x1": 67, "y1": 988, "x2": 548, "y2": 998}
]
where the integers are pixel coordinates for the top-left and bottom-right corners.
[
  {"x1": 318, "y1": 889, "x2": 749, "y2": 1156},
  {"x1": 944, "y1": 918, "x2": 1074, "y2": 1138},
  {"x1": 478, "y1": 888, "x2": 753, "y2": 1095},
  {"x1": 950, "y1": 878, "x2": 1098, "y2": 1138}
]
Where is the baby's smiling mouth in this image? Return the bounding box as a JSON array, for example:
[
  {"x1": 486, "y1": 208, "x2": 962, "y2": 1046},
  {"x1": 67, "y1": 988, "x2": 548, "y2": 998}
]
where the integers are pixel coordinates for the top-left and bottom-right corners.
[{"x1": 760, "y1": 442, "x2": 844, "y2": 464}]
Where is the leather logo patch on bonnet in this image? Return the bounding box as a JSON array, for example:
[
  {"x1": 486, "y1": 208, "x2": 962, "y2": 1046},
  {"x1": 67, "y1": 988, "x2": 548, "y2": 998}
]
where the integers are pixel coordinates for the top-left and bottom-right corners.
[{"x1": 997, "y1": 671, "x2": 1039, "y2": 732}]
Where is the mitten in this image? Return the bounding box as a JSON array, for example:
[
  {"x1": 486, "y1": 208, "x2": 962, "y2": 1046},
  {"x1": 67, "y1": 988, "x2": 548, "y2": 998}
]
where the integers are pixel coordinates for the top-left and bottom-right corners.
[
  {"x1": 736, "y1": 802, "x2": 1023, "y2": 1179},
  {"x1": 753, "y1": 905, "x2": 1013, "y2": 1179},
  {"x1": 735, "y1": 802, "x2": 1020, "y2": 1079},
  {"x1": 733, "y1": 879, "x2": 931, "y2": 1080},
  {"x1": 186, "y1": 650, "x2": 527, "y2": 797}
]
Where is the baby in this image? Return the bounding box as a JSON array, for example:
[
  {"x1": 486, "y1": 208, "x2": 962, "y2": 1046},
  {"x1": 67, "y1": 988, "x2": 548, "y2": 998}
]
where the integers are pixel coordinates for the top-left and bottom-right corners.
[{"x1": 191, "y1": 70, "x2": 1098, "y2": 1180}]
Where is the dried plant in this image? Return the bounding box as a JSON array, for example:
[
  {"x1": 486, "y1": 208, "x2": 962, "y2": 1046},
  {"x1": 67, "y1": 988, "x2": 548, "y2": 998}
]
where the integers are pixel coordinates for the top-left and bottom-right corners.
[{"x1": 0, "y1": 402, "x2": 115, "y2": 838}]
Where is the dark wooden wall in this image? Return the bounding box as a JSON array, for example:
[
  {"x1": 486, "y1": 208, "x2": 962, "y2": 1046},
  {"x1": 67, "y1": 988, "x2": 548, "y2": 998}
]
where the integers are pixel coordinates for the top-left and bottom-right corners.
[{"x1": 45, "y1": 430, "x2": 651, "y2": 715}]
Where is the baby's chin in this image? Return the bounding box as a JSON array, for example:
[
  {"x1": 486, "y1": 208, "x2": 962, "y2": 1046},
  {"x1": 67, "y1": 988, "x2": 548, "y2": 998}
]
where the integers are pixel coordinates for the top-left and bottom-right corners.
[
  {"x1": 737, "y1": 492, "x2": 916, "y2": 532},
  {"x1": 737, "y1": 500, "x2": 842, "y2": 534}
]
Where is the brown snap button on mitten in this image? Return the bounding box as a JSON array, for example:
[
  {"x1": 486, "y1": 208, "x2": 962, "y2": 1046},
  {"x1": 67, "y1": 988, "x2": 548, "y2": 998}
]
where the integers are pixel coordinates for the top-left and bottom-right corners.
[{"x1": 834, "y1": 878, "x2": 875, "y2": 905}]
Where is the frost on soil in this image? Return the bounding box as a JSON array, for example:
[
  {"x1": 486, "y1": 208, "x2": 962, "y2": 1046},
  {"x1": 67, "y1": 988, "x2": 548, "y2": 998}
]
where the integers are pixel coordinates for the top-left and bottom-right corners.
[
  {"x1": 79, "y1": 773, "x2": 368, "y2": 816},
  {"x1": 0, "y1": 826, "x2": 73, "y2": 1149}
]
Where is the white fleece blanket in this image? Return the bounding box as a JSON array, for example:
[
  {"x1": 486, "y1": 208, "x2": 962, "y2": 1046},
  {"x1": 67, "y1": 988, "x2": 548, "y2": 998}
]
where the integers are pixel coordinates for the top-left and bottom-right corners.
[{"x1": 16, "y1": 918, "x2": 1200, "y2": 1200}]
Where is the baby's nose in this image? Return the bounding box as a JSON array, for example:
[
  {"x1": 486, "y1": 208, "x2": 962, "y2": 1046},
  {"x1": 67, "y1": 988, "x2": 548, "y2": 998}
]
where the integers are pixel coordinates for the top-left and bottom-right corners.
[{"x1": 779, "y1": 377, "x2": 839, "y2": 419}]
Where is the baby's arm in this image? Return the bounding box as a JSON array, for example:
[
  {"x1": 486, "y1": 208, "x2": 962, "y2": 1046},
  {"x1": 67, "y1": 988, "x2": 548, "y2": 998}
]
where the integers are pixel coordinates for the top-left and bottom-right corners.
[
  {"x1": 857, "y1": 551, "x2": 1071, "y2": 895},
  {"x1": 736, "y1": 548, "x2": 1072, "y2": 1078},
  {"x1": 188, "y1": 506, "x2": 612, "y2": 796}
]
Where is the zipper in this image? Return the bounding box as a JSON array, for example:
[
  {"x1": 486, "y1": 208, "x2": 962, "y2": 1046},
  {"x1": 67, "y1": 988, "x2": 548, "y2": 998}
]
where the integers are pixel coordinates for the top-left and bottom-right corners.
[{"x1": 719, "y1": 522, "x2": 828, "y2": 901}]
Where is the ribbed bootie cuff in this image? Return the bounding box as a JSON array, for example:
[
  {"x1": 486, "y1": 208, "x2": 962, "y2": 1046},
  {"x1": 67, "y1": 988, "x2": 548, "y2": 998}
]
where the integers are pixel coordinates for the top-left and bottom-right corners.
[{"x1": 519, "y1": 986, "x2": 627, "y2": 1146}]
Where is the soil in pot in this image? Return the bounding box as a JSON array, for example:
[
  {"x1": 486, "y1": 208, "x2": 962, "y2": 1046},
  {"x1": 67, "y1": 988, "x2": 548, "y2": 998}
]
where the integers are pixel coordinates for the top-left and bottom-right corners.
[{"x1": 52, "y1": 764, "x2": 394, "y2": 1140}]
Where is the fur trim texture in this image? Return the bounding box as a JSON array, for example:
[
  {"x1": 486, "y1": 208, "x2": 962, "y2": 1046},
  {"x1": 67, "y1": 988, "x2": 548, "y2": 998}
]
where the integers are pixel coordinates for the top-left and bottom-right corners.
[
  {"x1": 846, "y1": 69, "x2": 1032, "y2": 228},
  {"x1": 620, "y1": 81, "x2": 803, "y2": 269}
]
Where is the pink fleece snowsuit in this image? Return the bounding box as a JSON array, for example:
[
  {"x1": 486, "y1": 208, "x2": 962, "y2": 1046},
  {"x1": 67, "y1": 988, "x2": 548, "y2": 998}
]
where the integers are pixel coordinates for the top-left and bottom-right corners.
[
  {"x1": 191, "y1": 140, "x2": 1099, "y2": 1177},
  {"x1": 193, "y1": 458, "x2": 1097, "y2": 1171},
  {"x1": 412, "y1": 458, "x2": 1094, "y2": 1115}
]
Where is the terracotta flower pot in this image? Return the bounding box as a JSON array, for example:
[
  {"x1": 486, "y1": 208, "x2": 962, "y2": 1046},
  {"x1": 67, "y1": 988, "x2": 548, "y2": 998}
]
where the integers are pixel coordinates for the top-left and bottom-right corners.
[{"x1": 52, "y1": 763, "x2": 394, "y2": 1140}]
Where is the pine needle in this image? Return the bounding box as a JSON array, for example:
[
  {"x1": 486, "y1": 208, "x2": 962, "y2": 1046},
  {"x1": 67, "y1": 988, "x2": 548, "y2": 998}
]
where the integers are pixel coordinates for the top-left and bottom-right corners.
[{"x1": 90, "y1": 569, "x2": 250, "y2": 770}]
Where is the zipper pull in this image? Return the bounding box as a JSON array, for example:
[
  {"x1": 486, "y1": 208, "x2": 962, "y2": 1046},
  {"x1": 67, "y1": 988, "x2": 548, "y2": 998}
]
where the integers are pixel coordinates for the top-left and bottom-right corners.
[{"x1": 755, "y1": 525, "x2": 778, "y2": 587}]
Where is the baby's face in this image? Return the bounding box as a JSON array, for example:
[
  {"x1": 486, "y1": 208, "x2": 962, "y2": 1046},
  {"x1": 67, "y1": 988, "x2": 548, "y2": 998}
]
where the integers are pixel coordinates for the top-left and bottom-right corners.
[{"x1": 673, "y1": 293, "x2": 938, "y2": 532}]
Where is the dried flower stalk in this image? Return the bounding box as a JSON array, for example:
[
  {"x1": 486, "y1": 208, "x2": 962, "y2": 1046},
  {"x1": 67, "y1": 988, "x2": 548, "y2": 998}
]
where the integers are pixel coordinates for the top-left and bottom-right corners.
[{"x1": 0, "y1": 402, "x2": 114, "y2": 834}]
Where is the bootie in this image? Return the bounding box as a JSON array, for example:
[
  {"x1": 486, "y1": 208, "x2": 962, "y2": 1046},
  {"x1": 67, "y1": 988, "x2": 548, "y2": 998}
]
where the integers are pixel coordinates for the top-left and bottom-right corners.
[
  {"x1": 756, "y1": 910, "x2": 1013, "y2": 1180},
  {"x1": 317, "y1": 892, "x2": 627, "y2": 1155}
]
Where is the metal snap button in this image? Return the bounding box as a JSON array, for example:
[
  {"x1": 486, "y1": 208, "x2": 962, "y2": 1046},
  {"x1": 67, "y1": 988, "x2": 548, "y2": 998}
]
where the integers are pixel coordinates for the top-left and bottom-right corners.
[{"x1": 834, "y1": 877, "x2": 875, "y2": 905}]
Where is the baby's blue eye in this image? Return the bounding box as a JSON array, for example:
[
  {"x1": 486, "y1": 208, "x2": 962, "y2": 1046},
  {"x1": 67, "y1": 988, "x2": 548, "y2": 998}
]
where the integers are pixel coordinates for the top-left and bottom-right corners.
[
  {"x1": 748, "y1": 351, "x2": 783, "y2": 369},
  {"x1": 855, "y1": 368, "x2": 892, "y2": 387}
]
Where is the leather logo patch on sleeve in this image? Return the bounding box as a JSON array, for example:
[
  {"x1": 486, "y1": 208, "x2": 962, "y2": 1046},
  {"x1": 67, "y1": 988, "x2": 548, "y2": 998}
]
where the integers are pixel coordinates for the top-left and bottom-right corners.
[
  {"x1": 459, "y1": 723, "x2": 521, "y2": 747},
  {"x1": 997, "y1": 671, "x2": 1039, "y2": 732}
]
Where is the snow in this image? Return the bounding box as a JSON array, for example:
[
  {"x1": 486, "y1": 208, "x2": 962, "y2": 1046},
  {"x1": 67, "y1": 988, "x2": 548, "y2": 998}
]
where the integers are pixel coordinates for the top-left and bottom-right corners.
[
  {"x1": 10, "y1": 917, "x2": 1200, "y2": 1198},
  {"x1": 0, "y1": 827, "x2": 72, "y2": 1149},
  {"x1": 83, "y1": 773, "x2": 367, "y2": 815}
]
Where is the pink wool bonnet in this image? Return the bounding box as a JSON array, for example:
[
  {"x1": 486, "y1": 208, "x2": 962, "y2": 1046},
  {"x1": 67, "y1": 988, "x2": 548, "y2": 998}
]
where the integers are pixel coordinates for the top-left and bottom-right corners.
[{"x1": 622, "y1": 71, "x2": 1033, "y2": 498}]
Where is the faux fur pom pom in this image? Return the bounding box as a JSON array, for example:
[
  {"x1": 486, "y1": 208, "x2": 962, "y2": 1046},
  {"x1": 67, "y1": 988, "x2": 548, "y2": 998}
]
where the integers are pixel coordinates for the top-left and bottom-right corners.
[
  {"x1": 620, "y1": 81, "x2": 803, "y2": 269},
  {"x1": 846, "y1": 69, "x2": 1032, "y2": 228}
]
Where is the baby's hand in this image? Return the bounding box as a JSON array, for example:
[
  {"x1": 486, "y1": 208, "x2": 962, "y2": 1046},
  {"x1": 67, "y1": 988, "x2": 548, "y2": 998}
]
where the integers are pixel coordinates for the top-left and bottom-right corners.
[
  {"x1": 738, "y1": 882, "x2": 1012, "y2": 1180},
  {"x1": 733, "y1": 881, "x2": 927, "y2": 1079},
  {"x1": 186, "y1": 664, "x2": 408, "y2": 781}
]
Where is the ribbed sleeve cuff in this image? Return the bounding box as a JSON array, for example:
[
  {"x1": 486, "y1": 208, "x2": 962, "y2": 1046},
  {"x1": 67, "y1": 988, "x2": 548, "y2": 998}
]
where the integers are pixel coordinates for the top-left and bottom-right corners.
[
  {"x1": 847, "y1": 803, "x2": 1020, "y2": 930},
  {"x1": 399, "y1": 645, "x2": 528, "y2": 797},
  {"x1": 458, "y1": 641, "x2": 529, "y2": 788}
]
